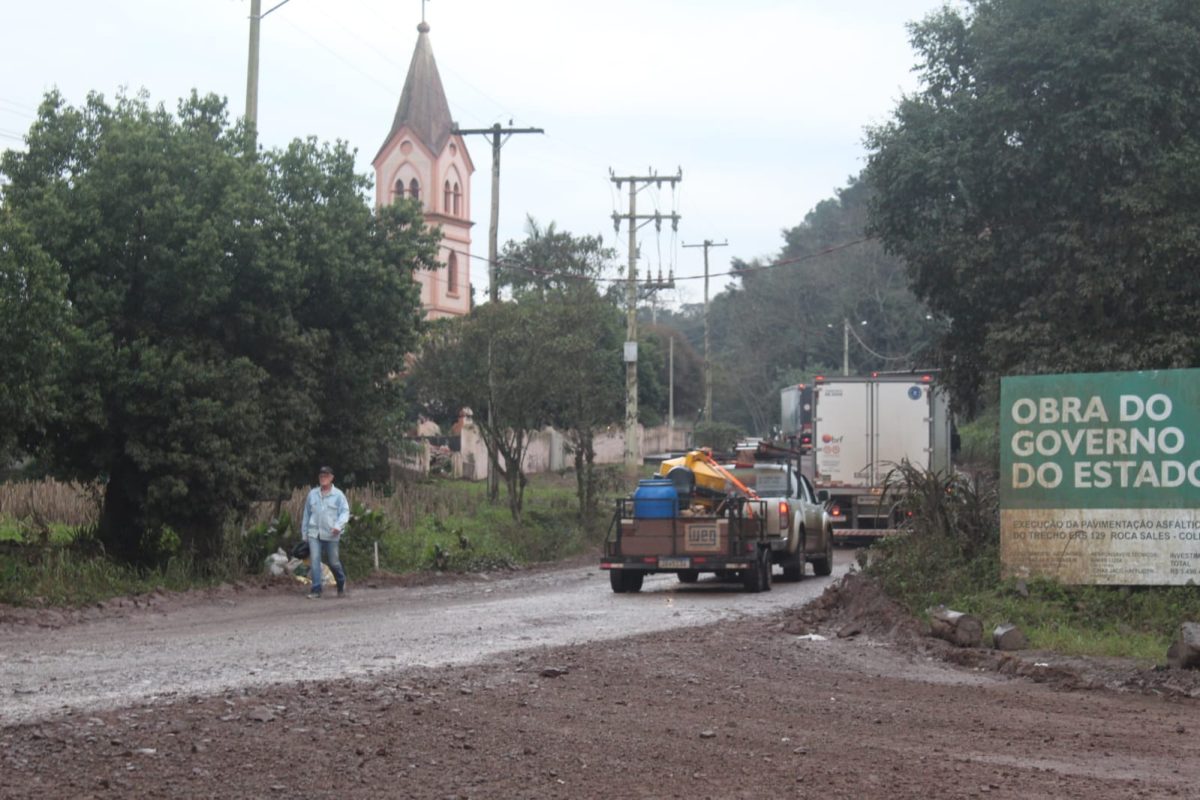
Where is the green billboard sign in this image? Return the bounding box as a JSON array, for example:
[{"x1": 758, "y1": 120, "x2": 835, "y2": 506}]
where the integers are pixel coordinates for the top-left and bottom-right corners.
[{"x1": 1000, "y1": 369, "x2": 1200, "y2": 585}]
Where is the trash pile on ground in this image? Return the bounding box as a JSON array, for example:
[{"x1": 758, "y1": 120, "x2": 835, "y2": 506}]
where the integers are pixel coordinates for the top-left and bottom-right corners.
[{"x1": 263, "y1": 547, "x2": 334, "y2": 587}]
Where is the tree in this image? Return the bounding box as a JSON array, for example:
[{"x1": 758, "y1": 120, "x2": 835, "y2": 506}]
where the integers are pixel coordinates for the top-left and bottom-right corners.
[
  {"x1": 865, "y1": 0, "x2": 1200, "y2": 409},
  {"x1": 498, "y1": 220, "x2": 624, "y2": 522},
  {"x1": 0, "y1": 90, "x2": 435, "y2": 563},
  {"x1": 689, "y1": 177, "x2": 929, "y2": 435},
  {"x1": 411, "y1": 303, "x2": 555, "y2": 522},
  {"x1": 0, "y1": 213, "x2": 69, "y2": 463}
]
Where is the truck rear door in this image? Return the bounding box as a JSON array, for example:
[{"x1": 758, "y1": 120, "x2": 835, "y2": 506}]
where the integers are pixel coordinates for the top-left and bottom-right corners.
[
  {"x1": 814, "y1": 381, "x2": 871, "y2": 487},
  {"x1": 875, "y1": 381, "x2": 934, "y2": 474}
]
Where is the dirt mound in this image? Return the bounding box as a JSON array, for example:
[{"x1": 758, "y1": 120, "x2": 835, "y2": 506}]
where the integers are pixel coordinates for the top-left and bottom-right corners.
[
  {"x1": 784, "y1": 571, "x2": 1200, "y2": 701},
  {"x1": 779, "y1": 571, "x2": 925, "y2": 644}
]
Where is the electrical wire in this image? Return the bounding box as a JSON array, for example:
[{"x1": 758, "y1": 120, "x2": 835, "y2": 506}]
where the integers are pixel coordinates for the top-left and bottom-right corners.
[{"x1": 458, "y1": 235, "x2": 876, "y2": 285}]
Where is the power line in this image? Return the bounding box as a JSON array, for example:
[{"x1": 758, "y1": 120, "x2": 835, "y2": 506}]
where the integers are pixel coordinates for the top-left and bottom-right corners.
[{"x1": 459, "y1": 235, "x2": 876, "y2": 285}]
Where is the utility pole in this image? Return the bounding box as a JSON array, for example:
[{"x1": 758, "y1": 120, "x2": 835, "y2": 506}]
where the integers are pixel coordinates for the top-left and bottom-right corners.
[
  {"x1": 843, "y1": 318, "x2": 850, "y2": 376},
  {"x1": 668, "y1": 335, "x2": 675, "y2": 450},
  {"x1": 246, "y1": 0, "x2": 261, "y2": 132},
  {"x1": 244, "y1": 0, "x2": 292, "y2": 145},
  {"x1": 453, "y1": 123, "x2": 543, "y2": 501},
  {"x1": 610, "y1": 168, "x2": 681, "y2": 469},
  {"x1": 683, "y1": 239, "x2": 726, "y2": 423},
  {"x1": 453, "y1": 123, "x2": 544, "y2": 302}
]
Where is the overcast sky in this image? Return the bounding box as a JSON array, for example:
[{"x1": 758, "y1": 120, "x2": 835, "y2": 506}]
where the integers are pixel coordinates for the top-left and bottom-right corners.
[{"x1": 2, "y1": 0, "x2": 942, "y2": 306}]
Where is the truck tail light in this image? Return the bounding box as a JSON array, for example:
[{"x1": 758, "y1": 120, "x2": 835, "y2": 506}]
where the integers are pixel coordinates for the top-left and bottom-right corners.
[
  {"x1": 830, "y1": 503, "x2": 842, "y2": 518},
  {"x1": 778, "y1": 500, "x2": 789, "y2": 518}
]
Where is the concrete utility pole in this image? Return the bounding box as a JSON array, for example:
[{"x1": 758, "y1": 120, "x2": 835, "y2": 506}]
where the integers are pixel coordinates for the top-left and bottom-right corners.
[
  {"x1": 246, "y1": 0, "x2": 261, "y2": 130},
  {"x1": 610, "y1": 168, "x2": 681, "y2": 469},
  {"x1": 843, "y1": 318, "x2": 850, "y2": 376},
  {"x1": 682, "y1": 239, "x2": 726, "y2": 423},
  {"x1": 244, "y1": 0, "x2": 293, "y2": 143},
  {"x1": 668, "y1": 335, "x2": 675, "y2": 449},
  {"x1": 453, "y1": 124, "x2": 544, "y2": 302}
]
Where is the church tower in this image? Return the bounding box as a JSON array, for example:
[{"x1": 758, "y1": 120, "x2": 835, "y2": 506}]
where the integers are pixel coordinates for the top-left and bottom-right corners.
[{"x1": 373, "y1": 20, "x2": 474, "y2": 318}]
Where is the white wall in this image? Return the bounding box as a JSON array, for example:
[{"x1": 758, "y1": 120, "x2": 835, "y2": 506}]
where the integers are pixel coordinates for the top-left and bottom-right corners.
[{"x1": 424, "y1": 423, "x2": 692, "y2": 480}]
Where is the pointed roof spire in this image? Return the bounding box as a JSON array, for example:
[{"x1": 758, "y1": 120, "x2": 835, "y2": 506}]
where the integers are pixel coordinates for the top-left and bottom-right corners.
[{"x1": 383, "y1": 21, "x2": 454, "y2": 155}]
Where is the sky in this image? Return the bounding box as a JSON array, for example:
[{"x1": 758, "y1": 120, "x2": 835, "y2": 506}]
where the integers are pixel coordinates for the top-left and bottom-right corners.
[{"x1": 1, "y1": 0, "x2": 943, "y2": 307}]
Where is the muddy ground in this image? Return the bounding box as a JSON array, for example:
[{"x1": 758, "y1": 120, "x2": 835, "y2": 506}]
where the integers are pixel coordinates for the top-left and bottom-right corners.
[{"x1": 3, "y1": 570, "x2": 1200, "y2": 799}]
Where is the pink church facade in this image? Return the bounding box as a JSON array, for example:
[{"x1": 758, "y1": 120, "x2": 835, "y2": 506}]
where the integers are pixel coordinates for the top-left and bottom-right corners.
[{"x1": 372, "y1": 21, "x2": 474, "y2": 319}]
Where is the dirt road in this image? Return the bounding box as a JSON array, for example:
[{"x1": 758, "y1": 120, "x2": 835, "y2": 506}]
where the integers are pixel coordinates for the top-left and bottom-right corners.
[
  {"x1": 0, "y1": 553, "x2": 850, "y2": 725},
  {"x1": 4, "y1": 554, "x2": 1200, "y2": 799}
]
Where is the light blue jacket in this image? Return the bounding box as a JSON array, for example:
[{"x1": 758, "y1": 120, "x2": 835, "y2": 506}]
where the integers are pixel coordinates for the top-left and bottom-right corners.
[{"x1": 302, "y1": 486, "x2": 350, "y2": 541}]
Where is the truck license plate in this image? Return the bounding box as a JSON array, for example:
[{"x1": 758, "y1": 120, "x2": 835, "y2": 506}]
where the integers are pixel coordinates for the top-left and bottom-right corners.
[{"x1": 658, "y1": 557, "x2": 691, "y2": 569}]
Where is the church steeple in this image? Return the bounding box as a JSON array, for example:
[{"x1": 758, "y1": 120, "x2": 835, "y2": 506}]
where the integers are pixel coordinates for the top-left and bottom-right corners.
[
  {"x1": 372, "y1": 17, "x2": 475, "y2": 320},
  {"x1": 379, "y1": 21, "x2": 454, "y2": 158}
]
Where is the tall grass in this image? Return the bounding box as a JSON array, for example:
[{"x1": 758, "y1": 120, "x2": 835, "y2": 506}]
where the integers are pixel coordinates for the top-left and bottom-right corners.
[{"x1": 0, "y1": 473, "x2": 609, "y2": 607}]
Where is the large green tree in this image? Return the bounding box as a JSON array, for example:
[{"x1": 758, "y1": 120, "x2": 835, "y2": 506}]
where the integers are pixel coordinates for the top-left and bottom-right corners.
[
  {"x1": 416, "y1": 221, "x2": 627, "y2": 522},
  {"x1": 670, "y1": 177, "x2": 928, "y2": 435},
  {"x1": 866, "y1": 0, "x2": 1200, "y2": 409},
  {"x1": 412, "y1": 304, "x2": 556, "y2": 522},
  {"x1": 0, "y1": 213, "x2": 69, "y2": 463},
  {"x1": 0, "y1": 90, "x2": 436, "y2": 562},
  {"x1": 499, "y1": 220, "x2": 624, "y2": 522}
]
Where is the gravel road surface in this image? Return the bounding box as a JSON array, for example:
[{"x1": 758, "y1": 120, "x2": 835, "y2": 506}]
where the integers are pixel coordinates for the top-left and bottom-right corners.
[{"x1": 0, "y1": 552, "x2": 851, "y2": 725}]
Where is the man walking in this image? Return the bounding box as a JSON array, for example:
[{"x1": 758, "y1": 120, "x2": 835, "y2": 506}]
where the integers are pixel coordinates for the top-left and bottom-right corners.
[{"x1": 301, "y1": 465, "x2": 350, "y2": 599}]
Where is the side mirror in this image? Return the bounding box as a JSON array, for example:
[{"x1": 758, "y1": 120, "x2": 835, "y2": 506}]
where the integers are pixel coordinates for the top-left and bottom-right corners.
[{"x1": 817, "y1": 489, "x2": 830, "y2": 504}]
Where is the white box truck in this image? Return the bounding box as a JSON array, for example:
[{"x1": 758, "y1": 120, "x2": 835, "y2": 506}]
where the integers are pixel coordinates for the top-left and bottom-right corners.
[{"x1": 810, "y1": 373, "x2": 952, "y2": 538}]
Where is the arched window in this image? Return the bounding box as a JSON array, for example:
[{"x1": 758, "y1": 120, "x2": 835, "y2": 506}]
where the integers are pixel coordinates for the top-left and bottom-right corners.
[
  {"x1": 452, "y1": 182, "x2": 461, "y2": 216},
  {"x1": 394, "y1": 178, "x2": 405, "y2": 198},
  {"x1": 409, "y1": 178, "x2": 420, "y2": 203},
  {"x1": 443, "y1": 181, "x2": 451, "y2": 213},
  {"x1": 447, "y1": 252, "x2": 459, "y2": 294}
]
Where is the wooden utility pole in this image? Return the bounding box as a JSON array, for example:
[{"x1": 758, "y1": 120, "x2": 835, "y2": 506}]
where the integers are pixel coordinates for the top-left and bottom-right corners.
[
  {"x1": 610, "y1": 168, "x2": 681, "y2": 469},
  {"x1": 453, "y1": 123, "x2": 543, "y2": 500},
  {"x1": 453, "y1": 123, "x2": 544, "y2": 302},
  {"x1": 683, "y1": 239, "x2": 726, "y2": 423}
]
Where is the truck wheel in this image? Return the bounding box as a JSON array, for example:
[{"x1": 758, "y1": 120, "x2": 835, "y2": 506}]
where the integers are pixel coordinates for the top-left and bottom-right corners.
[
  {"x1": 741, "y1": 557, "x2": 761, "y2": 593},
  {"x1": 782, "y1": 530, "x2": 806, "y2": 582},
  {"x1": 610, "y1": 570, "x2": 645, "y2": 593},
  {"x1": 677, "y1": 570, "x2": 699, "y2": 584},
  {"x1": 812, "y1": 533, "x2": 834, "y2": 577},
  {"x1": 609, "y1": 570, "x2": 628, "y2": 593},
  {"x1": 742, "y1": 548, "x2": 771, "y2": 593}
]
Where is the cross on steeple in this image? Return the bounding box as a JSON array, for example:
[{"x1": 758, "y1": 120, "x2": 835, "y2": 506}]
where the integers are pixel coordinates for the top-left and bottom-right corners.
[{"x1": 421, "y1": 0, "x2": 428, "y2": 23}]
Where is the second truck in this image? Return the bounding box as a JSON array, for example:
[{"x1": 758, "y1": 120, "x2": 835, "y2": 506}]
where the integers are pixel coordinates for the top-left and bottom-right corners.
[
  {"x1": 601, "y1": 445, "x2": 833, "y2": 593},
  {"x1": 802, "y1": 372, "x2": 953, "y2": 539}
]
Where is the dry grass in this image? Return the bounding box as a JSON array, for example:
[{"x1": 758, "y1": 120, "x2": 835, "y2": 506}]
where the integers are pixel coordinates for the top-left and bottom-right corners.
[
  {"x1": 243, "y1": 480, "x2": 492, "y2": 531},
  {"x1": 0, "y1": 480, "x2": 98, "y2": 527},
  {"x1": 0, "y1": 478, "x2": 491, "y2": 533}
]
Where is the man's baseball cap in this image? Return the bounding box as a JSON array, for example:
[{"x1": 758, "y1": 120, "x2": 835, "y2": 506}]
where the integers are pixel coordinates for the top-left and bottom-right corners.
[{"x1": 318, "y1": 465, "x2": 334, "y2": 475}]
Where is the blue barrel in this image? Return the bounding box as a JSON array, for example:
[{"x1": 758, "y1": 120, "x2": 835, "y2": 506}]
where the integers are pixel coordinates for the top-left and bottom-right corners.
[{"x1": 633, "y1": 478, "x2": 677, "y2": 519}]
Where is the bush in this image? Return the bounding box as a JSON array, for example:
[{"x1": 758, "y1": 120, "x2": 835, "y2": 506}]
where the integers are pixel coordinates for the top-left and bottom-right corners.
[
  {"x1": 693, "y1": 421, "x2": 743, "y2": 453},
  {"x1": 0, "y1": 472, "x2": 607, "y2": 606},
  {"x1": 866, "y1": 464, "x2": 1200, "y2": 660}
]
